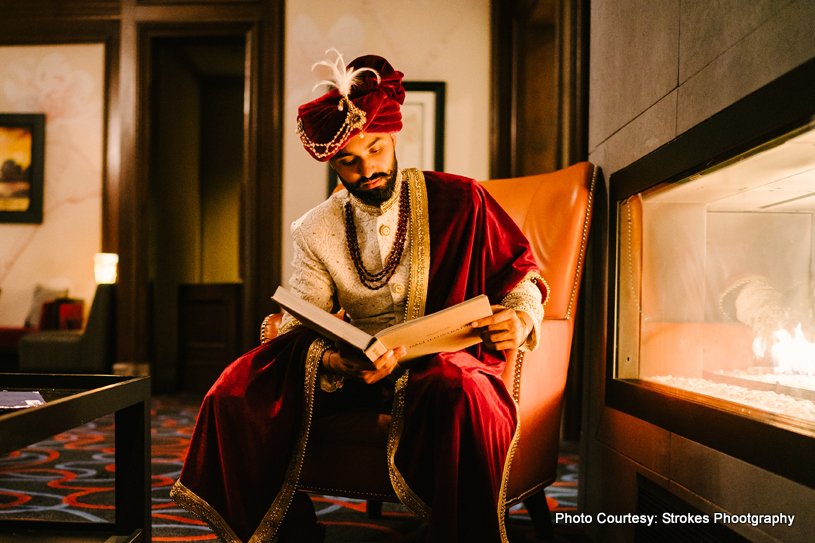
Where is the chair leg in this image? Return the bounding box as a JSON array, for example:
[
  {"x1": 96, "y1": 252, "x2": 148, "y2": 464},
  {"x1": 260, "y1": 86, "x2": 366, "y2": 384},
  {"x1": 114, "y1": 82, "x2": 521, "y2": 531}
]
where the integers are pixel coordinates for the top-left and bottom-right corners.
[
  {"x1": 366, "y1": 500, "x2": 383, "y2": 519},
  {"x1": 524, "y1": 491, "x2": 554, "y2": 541}
]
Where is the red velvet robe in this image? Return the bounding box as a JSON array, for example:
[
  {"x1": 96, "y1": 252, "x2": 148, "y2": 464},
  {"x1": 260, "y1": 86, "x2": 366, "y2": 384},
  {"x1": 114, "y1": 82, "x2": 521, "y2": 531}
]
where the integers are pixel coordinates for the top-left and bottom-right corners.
[{"x1": 171, "y1": 171, "x2": 546, "y2": 543}]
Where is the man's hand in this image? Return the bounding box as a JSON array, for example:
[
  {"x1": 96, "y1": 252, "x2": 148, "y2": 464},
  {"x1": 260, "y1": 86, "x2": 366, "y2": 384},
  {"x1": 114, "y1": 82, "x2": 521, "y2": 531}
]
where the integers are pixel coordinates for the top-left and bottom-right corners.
[
  {"x1": 324, "y1": 344, "x2": 407, "y2": 384},
  {"x1": 471, "y1": 305, "x2": 533, "y2": 351}
]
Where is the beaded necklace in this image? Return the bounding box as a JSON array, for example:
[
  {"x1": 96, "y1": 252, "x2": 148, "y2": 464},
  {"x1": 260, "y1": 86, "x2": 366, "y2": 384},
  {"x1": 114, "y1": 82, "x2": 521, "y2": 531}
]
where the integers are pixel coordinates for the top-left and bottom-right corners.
[{"x1": 344, "y1": 178, "x2": 410, "y2": 290}]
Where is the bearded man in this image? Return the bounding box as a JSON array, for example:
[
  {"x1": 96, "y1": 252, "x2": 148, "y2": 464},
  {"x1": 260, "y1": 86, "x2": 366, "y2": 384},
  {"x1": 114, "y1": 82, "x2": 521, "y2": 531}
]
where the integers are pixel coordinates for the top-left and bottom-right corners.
[{"x1": 172, "y1": 52, "x2": 547, "y2": 543}]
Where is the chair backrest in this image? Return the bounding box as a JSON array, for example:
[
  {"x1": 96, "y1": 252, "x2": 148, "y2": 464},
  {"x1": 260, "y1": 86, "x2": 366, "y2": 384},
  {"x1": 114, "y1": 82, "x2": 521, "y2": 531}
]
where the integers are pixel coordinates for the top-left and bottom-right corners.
[
  {"x1": 481, "y1": 162, "x2": 597, "y2": 320},
  {"x1": 484, "y1": 162, "x2": 597, "y2": 503},
  {"x1": 79, "y1": 283, "x2": 117, "y2": 373}
]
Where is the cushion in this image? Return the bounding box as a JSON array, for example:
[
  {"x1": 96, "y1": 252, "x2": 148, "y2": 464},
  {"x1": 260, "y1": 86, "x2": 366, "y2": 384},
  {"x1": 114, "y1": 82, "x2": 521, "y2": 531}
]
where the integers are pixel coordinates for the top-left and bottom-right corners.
[{"x1": 25, "y1": 285, "x2": 69, "y2": 329}]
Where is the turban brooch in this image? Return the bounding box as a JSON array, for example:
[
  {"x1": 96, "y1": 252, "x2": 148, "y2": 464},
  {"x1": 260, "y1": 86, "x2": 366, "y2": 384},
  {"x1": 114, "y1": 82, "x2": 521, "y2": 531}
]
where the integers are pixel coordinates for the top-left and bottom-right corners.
[{"x1": 296, "y1": 51, "x2": 405, "y2": 161}]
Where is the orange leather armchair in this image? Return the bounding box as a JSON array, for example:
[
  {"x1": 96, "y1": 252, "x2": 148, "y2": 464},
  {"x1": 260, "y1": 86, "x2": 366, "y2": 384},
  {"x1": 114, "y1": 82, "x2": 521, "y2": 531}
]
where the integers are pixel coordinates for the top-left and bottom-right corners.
[{"x1": 262, "y1": 162, "x2": 597, "y2": 535}]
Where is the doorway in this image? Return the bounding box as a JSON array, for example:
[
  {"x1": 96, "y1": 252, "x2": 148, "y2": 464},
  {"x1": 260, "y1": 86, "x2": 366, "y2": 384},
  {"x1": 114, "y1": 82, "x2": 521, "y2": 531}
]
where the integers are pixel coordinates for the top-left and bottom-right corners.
[{"x1": 148, "y1": 35, "x2": 246, "y2": 392}]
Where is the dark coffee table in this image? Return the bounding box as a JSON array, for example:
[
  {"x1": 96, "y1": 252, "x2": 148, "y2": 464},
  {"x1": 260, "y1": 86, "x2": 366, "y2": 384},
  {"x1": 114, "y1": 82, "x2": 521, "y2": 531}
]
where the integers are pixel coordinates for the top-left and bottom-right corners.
[{"x1": 0, "y1": 374, "x2": 151, "y2": 542}]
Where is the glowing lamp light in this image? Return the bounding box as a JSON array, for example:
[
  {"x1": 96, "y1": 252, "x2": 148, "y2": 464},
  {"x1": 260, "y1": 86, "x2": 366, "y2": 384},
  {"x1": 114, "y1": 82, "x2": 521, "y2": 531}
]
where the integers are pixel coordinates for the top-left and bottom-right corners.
[{"x1": 94, "y1": 253, "x2": 119, "y2": 284}]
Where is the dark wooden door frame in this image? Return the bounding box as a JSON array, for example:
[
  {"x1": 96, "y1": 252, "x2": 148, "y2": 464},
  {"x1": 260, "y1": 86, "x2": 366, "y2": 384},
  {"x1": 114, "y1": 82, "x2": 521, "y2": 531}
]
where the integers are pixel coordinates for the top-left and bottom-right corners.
[
  {"x1": 118, "y1": 5, "x2": 284, "y2": 383},
  {"x1": 135, "y1": 22, "x2": 259, "y2": 362},
  {"x1": 490, "y1": 0, "x2": 589, "y2": 178}
]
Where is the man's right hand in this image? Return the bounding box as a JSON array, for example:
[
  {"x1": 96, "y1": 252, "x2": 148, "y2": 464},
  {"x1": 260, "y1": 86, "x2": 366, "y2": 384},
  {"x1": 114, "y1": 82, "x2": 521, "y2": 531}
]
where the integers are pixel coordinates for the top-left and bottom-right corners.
[{"x1": 323, "y1": 344, "x2": 406, "y2": 384}]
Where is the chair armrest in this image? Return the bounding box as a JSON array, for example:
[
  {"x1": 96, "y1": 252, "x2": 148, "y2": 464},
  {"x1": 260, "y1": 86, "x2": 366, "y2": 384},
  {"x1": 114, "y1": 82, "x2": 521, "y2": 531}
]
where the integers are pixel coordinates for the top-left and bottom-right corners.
[
  {"x1": 261, "y1": 314, "x2": 284, "y2": 344},
  {"x1": 501, "y1": 319, "x2": 572, "y2": 396},
  {"x1": 502, "y1": 318, "x2": 574, "y2": 501},
  {"x1": 260, "y1": 310, "x2": 347, "y2": 344}
]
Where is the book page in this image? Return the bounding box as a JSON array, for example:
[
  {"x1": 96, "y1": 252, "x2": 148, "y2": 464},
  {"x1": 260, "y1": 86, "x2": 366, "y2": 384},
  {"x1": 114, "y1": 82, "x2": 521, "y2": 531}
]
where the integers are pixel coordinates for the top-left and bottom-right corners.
[
  {"x1": 376, "y1": 295, "x2": 493, "y2": 360},
  {"x1": 273, "y1": 288, "x2": 493, "y2": 363}
]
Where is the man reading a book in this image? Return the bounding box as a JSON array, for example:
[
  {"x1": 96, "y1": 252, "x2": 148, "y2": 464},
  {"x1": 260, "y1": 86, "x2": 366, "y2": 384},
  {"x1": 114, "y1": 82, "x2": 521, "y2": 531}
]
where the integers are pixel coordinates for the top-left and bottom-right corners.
[{"x1": 172, "y1": 52, "x2": 547, "y2": 543}]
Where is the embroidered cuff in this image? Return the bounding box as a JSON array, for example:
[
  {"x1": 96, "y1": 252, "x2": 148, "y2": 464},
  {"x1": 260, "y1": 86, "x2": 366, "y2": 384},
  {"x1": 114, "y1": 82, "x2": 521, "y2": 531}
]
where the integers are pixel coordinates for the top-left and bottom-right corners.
[
  {"x1": 278, "y1": 312, "x2": 303, "y2": 336},
  {"x1": 313, "y1": 337, "x2": 345, "y2": 393},
  {"x1": 501, "y1": 272, "x2": 546, "y2": 352}
]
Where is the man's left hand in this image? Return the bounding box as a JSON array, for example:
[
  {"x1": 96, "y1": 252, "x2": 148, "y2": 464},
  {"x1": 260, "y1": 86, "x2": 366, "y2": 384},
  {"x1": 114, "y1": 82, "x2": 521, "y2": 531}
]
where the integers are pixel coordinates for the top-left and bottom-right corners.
[{"x1": 471, "y1": 305, "x2": 533, "y2": 351}]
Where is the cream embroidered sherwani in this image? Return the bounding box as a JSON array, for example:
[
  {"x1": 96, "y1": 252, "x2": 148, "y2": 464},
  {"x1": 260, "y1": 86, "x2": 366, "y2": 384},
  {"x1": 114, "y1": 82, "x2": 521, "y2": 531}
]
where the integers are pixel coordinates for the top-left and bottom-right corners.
[{"x1": 281, "y1": 169, "x2": 544, "y2": 351}]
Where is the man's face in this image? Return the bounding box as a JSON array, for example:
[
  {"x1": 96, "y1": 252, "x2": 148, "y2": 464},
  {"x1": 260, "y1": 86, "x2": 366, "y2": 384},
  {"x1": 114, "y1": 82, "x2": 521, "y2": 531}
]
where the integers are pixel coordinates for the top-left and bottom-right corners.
[{"x1": 330, "y1": 132, "x2": 398, "y2": 206}]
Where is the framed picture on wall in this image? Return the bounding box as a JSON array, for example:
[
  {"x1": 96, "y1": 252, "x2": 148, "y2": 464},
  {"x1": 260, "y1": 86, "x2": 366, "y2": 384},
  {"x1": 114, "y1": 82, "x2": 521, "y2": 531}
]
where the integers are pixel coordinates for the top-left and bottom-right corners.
[
  {"x1": 328, "y1": 81, "x2": 446, "y2": 196},
  {"x1": 0, "y1": 113, "x2": 45, "y2": 223},
  {"x1": 400, "y1": 81, "x2": 445, "y2": 172}
]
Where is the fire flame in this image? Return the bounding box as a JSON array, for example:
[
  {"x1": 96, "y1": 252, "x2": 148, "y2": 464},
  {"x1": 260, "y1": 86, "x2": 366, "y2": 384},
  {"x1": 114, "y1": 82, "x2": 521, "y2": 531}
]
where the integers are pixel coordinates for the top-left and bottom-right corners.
[{"x1": 771, "y1": 324, "x2": 815, "y2": 376}]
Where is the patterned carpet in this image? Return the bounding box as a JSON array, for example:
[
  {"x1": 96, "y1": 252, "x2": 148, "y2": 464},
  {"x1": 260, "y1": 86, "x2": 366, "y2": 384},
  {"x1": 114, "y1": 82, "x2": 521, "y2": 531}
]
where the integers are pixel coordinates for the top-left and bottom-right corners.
[{"x1": 0, "y1": 394, "x2": 584, "y2": 542}]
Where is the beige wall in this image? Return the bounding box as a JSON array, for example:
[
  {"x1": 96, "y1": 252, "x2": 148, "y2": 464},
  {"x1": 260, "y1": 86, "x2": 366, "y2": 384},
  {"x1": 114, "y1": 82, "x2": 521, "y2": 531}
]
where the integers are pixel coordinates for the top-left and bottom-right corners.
[
  {"x1": 281, "y1": 0, "x2": 492, "y2": 285},
  {"x1": 0, "y1": 44, "x2": 104, "y2": 327},
  {"x1": 583, "y1": 1, "x2": 815, "y2": 541}
]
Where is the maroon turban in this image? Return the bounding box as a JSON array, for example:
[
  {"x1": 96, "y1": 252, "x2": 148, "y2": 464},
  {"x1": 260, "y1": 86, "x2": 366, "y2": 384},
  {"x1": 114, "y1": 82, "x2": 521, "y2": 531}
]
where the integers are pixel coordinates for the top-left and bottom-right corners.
[{"x1": 297, "y1": 54, "x2": 405, "y2": 161}]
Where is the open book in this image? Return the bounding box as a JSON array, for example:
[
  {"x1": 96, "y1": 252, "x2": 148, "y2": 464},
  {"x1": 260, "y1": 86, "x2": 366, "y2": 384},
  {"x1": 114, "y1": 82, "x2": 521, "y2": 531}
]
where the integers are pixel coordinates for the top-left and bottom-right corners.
[{"x1": 272, "y1": 286, "x2": 493, "y2": 362}]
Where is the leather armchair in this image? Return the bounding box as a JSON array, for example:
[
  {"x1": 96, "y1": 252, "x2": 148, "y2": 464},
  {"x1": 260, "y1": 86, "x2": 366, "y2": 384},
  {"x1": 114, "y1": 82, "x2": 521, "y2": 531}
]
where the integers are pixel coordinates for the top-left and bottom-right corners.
[{"x1": 262, "y1": 162, "x2": 597, "y2": 533}]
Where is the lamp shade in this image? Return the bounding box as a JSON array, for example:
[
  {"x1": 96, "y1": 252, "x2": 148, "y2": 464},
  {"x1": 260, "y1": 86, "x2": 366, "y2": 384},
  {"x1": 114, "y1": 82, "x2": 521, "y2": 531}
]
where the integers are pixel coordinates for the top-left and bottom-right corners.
[{"x1": 94, "y1": 253, "x2": 118, "y2": 284}]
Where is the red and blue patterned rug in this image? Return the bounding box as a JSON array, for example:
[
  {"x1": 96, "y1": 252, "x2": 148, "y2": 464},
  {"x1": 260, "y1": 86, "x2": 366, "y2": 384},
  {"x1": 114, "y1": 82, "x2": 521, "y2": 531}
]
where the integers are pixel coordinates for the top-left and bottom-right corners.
[{"x1": 0, "y1": 395, "x2": 583, "y2": 542}]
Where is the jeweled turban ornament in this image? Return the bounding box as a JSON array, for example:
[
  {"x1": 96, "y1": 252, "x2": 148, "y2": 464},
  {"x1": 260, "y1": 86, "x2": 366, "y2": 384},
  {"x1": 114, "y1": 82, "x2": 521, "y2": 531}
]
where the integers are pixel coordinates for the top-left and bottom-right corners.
[{"x1": 296, "y1": 50, "x2": 405, "y2": 161}]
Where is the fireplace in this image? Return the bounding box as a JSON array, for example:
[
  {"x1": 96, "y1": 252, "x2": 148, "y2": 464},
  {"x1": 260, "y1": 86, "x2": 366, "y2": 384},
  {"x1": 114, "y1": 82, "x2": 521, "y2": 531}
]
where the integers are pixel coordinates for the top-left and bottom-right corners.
[{"x1": 605, "y1": 58, "x2": 815, "y2": 489}]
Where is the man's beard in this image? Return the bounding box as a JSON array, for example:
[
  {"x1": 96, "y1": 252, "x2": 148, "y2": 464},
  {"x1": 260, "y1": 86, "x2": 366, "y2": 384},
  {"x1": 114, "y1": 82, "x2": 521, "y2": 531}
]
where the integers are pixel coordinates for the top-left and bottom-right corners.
[{"x1": 340, "y1": 155, "x2": 399, "y2": 207}]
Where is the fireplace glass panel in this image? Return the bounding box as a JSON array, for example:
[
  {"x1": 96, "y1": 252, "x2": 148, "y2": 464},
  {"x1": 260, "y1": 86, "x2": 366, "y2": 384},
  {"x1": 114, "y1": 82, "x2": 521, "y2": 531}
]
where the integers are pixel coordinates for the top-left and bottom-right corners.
[{"x1": 615, "y1": 121, "x2": 815, "y2": 432}]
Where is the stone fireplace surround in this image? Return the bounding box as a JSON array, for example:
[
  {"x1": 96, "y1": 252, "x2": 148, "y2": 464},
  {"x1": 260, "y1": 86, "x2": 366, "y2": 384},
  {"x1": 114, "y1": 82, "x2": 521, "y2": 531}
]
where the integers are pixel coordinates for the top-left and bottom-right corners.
[
  {"x1": 581, "y1": 2, "x2": 815, "y2": 542},
  {"x1": 598, "y1": 59, "x2": 815, "y2": 542}
]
